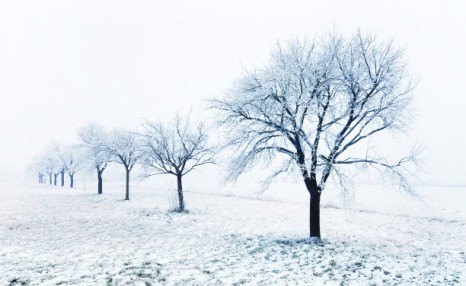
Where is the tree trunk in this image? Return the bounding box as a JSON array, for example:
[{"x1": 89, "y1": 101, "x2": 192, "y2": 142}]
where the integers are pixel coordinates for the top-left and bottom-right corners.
[
  {"x1": 304, "y1": 178, "x2": 321, "y2": 239},
  {"x1": 97, "y1": 170, "x2": 103, "y2": 195},
  {"x1": 125, "y1": 169, "x2": 130, "y2": 200},
  {"x1": 69, "y1": 174, "x2": 74, "y2": 188},
  {"x1": 60, "y1": 169, "x2": 65, "y2": 187},
  {"x1": 177, "y1": 174, "x2": 185, "y2": 211},
  {"x1": 309, "y1": 191, "x2": 321, "y2": 238},
  {"x1": 49, "y1": 173, "x2": 52, "y2": 185},
  {"x1": 54, "y1": 174, "x2": 58, "y2": 186}
]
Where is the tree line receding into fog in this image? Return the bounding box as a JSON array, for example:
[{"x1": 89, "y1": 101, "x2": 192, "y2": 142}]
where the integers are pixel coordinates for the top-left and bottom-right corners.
[
  {"x1": 29, "y1": 31, "x2": 419, "y2": 241},
  {"x1": 30, "y1": 113, "x2": 214, "y2": 213}
]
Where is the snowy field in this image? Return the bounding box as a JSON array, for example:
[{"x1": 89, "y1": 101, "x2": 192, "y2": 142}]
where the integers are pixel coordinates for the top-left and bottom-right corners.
[{"x1": 0, "y1": 181, "x2": 465, "y2": 285}]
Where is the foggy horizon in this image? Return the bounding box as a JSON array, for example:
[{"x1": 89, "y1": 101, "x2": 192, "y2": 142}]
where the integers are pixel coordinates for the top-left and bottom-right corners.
[{"x1": 1, "y1": 0, "x2": 465, "y2": 186}]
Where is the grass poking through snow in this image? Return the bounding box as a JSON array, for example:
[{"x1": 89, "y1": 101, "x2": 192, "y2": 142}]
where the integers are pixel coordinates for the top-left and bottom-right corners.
[{"x1": 0, "y1": 183, "x2": 464, "y2": 285}]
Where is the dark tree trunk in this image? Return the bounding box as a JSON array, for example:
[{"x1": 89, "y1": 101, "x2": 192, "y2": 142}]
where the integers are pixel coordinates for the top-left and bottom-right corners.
[
  {"x1": 69, "y1": 174, "x2": 74, "y2": 188},
  {"x1": 97, "y1": 170, "x2": 103, "y2": 195},
  {"x1": 49, "y1": 173, "x2": 52, "y2": 185},
  {"x1": 125, "y1": 169, "x2": 130, "y2": 200},
  {"x1": 60, "y1": 169, "x2": 65, "y2": 187},
  {"x1": 38, "y1": 174, "x2": 42, "y2": 184},
  {"x1": 304, "y1": 177, "x2": 321, "y2": 239},
  {"x1": 54, "y1": 174, "x2": 58, "y2": 186},
  {"x1": 309, "y1": 191, "x2": 321, "y2": 238},
  {"x1": 176, "y1": 174, "x2": 185, "y2": 211}
]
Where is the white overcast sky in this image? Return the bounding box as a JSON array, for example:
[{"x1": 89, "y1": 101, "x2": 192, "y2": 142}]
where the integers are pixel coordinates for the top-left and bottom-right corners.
[{"x1": 0, "y1": 0, "x2": 465, "y2": 185}]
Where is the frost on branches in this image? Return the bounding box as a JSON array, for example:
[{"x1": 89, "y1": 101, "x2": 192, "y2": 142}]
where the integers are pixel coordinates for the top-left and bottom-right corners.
[
  {"x1": 79, "y1": 123, "x2": 112, "y2": 194},
  {"x1": 101, "y1": 129, "x2": 142, "y2": 201},
  {"x1": 140, "y1": 113, "x2": 215, "y2": 212},
  {"x1": 212, "y1": 31, "x2": 419, "y2": 239}
]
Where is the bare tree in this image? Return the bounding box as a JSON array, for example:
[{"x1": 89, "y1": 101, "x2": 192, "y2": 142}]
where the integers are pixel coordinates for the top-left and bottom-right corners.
[
  {"x1": 51, "y1": 144, "x2": 67, "y2": 187},
  {"x1": 141, "y1": 114, "x2": 215, "y2": 212},
  {"x1": 53, "y1": 170, "x2": 60, "y2": 185},
  {"x1": 79, "y1": 123, "x2": 111, "y2": 194},
  {"x1": 28, "y1": 156, "x2": 47, "y2": 184},
  {"x1": 43, "y1": 154, "x2": 55, "y2": 185},
  {"x1": 211, "y1": 31, "x2": 418, "y2": 240},
  {"x1": 102, "y1": 129, "x2": 141, "y2": 200},
  {"x1": 42, "y1": 143, "x2": 65, "y2": 186},
  {"x1": 60, "y1": 145, "x2": 84, "y2": 188}
]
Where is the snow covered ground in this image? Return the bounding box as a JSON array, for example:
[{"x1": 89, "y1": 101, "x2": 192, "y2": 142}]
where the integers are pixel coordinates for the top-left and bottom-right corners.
[{"x1": 0, "y1": 181, "x2": 464, "y2": 285}]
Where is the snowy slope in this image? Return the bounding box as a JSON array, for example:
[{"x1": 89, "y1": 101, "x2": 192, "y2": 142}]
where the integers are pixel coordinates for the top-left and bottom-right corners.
[{"x1": 0, "y1": 182, "x2": 464, "y2": 285}]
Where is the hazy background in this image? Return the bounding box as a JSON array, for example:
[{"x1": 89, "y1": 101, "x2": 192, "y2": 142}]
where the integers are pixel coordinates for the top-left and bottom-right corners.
[{"x1": 0, "y1": 0, "x2": 465, "y2": 186}]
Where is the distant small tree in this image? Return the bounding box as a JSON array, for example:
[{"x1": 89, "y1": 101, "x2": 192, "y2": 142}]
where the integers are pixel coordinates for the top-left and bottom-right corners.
[
  {"x1": 38, "y1": 172, "x2": 44, "y2": 184},
  {"x1": 44, "y1": 155, "x2": 54, "y2": 185},
  {"x1": 102, "y1": 129, "x2": 141, "y2": 200},
  {"x1": 212, "y1": 31, "x2": 418, "y2": 240},
  {"x1": 141, "y1": 114, "x2": 215, "y2": 211},
  {"x1": 53, "y1": 172, "x2": 59, "y2": 185},
  {"x1": 43, "y1": 143, "x2": 64, "y2": 186},
  {"x1": 60, "y1": 167, "x2": 65, "y2": 186},
  {"x1": 49, "y1": 145, "x2": 66, "y2": 187},
  {"x1": 61, "y1": 145, "x2": 83, "y2": 188},
  {"x1": 28, "y1": 156, "x2": 47, "y2": 184},
  {"x1": 79, "y1": 123, "x2": 111, "y2": 194}
]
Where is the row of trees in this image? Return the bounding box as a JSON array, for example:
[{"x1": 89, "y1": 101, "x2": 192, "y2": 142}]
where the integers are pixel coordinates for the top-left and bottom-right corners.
[
  {"x1": 31, "y1": 31, "x2": 417, "y2": 240},
  {"x1": 31, "y1": 114, "x2": 215, "y2": 212},
  {"x1": 32, "y1": 144, "x2": 82, "y2": 188}
]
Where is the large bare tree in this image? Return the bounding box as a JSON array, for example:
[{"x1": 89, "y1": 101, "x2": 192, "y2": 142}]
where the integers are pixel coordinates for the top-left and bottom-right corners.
[
  {"x1": 141, "y1": 114, "x2": 215, "y2": 212},
  {"x1": 212, "y1": 32, "x2": 418, "y2": 240}
]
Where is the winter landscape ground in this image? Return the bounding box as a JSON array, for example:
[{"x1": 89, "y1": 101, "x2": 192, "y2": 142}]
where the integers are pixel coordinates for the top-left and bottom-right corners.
[{"x1": 0, "y1": 181, "x2": 464, "y2": 285}]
